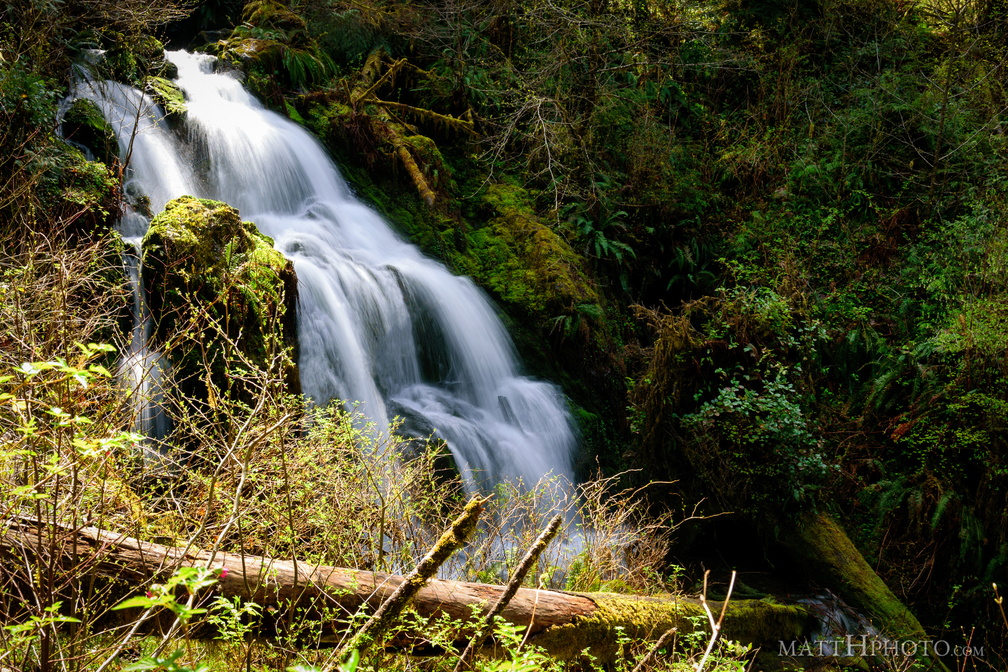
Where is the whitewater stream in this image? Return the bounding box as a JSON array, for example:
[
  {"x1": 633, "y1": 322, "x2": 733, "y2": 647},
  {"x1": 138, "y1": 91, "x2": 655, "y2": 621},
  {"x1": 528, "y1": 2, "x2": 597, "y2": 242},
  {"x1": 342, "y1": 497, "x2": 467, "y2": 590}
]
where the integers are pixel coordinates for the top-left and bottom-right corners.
[{"x1": 70, "y1": 51, "x2": 576, "y2": 493}]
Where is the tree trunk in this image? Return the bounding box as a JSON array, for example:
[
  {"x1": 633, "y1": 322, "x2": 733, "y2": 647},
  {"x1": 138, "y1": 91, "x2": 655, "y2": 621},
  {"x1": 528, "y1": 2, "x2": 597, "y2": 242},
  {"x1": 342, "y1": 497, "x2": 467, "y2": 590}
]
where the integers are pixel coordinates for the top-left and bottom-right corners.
[
  {"x1": 780, "y1": 513, "x2": 950, "y2": 672},
  {"x1": 1, "y1": 519, "x2": 815, "y2": 660}
]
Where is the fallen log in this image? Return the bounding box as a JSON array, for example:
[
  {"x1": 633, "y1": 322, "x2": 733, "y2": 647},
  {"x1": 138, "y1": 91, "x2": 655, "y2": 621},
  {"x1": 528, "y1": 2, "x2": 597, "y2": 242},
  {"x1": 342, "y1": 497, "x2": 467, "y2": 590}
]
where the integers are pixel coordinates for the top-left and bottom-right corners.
[
  {"x1": 1, "y1": 519, "x2": 815, "y2": 661},
  {"x1": 456, "y1": 513, "x2": 564, "y2": 670}
]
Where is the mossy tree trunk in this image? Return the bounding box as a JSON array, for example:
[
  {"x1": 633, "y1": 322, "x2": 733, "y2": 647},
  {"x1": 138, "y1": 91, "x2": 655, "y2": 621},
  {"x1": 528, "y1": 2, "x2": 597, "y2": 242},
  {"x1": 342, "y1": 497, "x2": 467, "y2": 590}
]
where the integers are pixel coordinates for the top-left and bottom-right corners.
[
  {"x1": 781, "y1": 512, "x2": 926, "y2": 639},
  {"x1": 779, "y1": 513, "x2": 950, "y2": 672}
]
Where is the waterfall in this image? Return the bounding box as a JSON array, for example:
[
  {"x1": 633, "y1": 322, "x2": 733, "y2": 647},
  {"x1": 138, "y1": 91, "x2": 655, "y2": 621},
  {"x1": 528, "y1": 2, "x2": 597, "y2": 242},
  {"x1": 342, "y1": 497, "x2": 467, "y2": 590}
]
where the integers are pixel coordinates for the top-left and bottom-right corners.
[{"x1": 71, "y1": 51, "x2": 576, "y2": 492}]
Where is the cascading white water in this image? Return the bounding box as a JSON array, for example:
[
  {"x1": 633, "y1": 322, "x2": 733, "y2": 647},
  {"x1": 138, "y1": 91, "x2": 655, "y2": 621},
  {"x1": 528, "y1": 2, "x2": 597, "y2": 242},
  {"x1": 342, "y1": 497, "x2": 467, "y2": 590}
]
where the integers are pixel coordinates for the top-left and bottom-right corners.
[{"x1": 71, "y1": 51, "x2": 576, "y2": 492}]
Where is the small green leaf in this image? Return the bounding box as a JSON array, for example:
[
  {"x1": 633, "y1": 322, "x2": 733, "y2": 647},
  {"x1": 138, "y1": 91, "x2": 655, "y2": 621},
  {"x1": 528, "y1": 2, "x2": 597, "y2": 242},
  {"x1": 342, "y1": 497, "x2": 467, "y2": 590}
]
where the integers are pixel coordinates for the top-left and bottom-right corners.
[
  {"x1": 112, "y1": 595, "x2": 157, "y2": 611},
  {"x1": 88, "y1": 364, "x2": 112, "y2": 378}
]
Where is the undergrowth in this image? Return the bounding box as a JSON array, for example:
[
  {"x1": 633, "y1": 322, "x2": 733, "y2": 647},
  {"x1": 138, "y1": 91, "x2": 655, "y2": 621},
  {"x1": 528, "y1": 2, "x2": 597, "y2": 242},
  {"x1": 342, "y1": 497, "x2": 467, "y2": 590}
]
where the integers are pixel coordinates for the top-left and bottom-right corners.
[{"x1": 0, "y1": 233, "x2": 744, "y2": 672}]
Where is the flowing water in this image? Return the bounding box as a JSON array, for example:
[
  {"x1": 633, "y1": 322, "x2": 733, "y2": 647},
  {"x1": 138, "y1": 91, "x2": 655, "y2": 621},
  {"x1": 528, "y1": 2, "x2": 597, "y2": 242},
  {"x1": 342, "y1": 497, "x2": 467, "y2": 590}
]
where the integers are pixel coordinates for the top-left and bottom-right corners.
[{"x1": 69, "y1": 52, "x2": 576, "y2": 492}]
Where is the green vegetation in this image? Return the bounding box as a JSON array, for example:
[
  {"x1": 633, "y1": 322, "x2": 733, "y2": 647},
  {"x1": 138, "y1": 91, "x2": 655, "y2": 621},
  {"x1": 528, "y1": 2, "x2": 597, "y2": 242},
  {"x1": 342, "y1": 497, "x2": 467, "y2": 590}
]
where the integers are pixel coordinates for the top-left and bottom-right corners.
[
  {"x1": 3, "y1": 0, "x2": 1008, "y2": 667},
  {"x1": 62, "y1": 99, "x2": 119, "y2": 166},
  {"x1": 142, "y1": 196, "x2": 300, "y2": 407},
  {"x1": 260, "y1": 0, "x2": 1008, "y2": 658}
]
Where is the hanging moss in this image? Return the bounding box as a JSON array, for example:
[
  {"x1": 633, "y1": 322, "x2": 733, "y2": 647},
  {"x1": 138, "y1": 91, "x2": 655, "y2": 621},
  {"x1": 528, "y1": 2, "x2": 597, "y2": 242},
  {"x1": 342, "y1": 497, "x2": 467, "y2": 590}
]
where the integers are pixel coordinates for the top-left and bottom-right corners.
[
  {"x1": 242, "y1": 0, "x2": 310, "y2": 39},
  {"x1": 213, "y1": 0, "x2": 333, "y2": 95},
  {"x1": 142, "y1": 196, "x2": 300, "y2": 406}
]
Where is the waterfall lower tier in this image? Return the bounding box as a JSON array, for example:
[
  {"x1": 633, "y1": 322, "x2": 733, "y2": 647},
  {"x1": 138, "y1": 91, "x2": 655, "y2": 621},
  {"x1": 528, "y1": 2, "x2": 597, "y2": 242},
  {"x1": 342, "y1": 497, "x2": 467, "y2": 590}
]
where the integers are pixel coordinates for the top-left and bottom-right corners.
[
  {"x1": 117, "y1": 225, "x2": 170, "y2": 446},
  {"x1": 72, "y1": 51, "x2": 576, "y2": 492}
]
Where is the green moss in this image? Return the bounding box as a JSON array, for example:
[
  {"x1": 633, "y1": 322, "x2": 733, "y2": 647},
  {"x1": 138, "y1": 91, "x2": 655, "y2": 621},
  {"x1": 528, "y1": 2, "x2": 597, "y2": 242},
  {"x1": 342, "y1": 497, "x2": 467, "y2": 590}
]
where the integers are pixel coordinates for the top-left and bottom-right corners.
[
  {"x1": 142, "y1": 196, "x2": 300, "y2": 405},
  {"x1": 102, "y1": 47, "x2": 140, "y2": 84},
  {"x1": 101, "y1": 34, "x2": 174, "y2": 85},
  {"x1": 143, "y1": 196, "x2": 244, "y2": 278},
  {"x1": 36, "y1": 143, "x2": 118, "y2": 232},
  {"x1": 532, "y1": 594, "x2": 814, "y2": 662},
  {"x1": 284, "y1": 101, "x2": 306, "y2": 125},
  {"x1": 470, "y1": 183, "x2": 600, "y2": 323},
  {"x1": 61, "y1": 99, "x2": 118, "y2": 166},
  {"x1": 57, "y1": 146, "x2": 117, "y2": 218},
  {"x1": 145, "y1": 76, "x2": 187, "y2": 119},
  {"x1": 784, "y1": 512, "x2": 927, "y2": 640}
]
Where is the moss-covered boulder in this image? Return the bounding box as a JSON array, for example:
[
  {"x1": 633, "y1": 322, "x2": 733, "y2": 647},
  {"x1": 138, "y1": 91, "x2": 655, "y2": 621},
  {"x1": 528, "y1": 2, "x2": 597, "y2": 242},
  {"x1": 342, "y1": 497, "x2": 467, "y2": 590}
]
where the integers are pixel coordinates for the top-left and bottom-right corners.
[
  {"x1": 61, "y1": 99, "x2": 118, "y2": 167},
  {"x1": 141, "y1": 196, "x2": 299, "y2": 404},
  {"x1": 144, "y1": 76, "x2": 187, "y2": 120},
  {"x1": 39, "y1": 143, "x2": 119, "y2": 233}
]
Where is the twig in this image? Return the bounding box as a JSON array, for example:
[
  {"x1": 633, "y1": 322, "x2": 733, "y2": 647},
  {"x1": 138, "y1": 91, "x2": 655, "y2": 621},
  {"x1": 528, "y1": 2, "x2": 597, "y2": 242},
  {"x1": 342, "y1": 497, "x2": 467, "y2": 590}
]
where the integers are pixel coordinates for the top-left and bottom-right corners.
[
  {"x1": 454, "y1": 513, "x2": 563, "y2": 671},
  {"x1": 336, "y1": 495, "x2": 488, "y2": 661},
  {"x1": 694, "y1": 570, "x2": 736, "y2": 672},
  {"x1": 995, "y1": 583, "x2": 1007, "y2": 631},
  {"x1": 631, "y1": 626, "x2": 678, "y2": 672}
]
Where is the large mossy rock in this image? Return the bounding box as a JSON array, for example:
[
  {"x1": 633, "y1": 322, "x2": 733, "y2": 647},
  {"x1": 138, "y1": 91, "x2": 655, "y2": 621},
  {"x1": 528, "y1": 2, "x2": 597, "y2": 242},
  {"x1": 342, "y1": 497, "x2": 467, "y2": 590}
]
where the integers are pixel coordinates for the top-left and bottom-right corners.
[
  {"x1": 469, "y1": 183, "x2": 600, "y2": 327},
  {"x1": 41, "y1": 143, "x2": 120, "y2": 234},
  {"x1": 142, "y1": 196, "x2": 299, "y2": 404}
]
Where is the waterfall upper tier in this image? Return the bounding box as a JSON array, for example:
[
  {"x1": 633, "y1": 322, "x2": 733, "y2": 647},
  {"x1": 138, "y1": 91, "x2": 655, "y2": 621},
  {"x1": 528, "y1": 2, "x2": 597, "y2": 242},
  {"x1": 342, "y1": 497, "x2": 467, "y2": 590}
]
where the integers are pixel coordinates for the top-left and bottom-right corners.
[{"x1": 72, "y1": 51, "x2": 576, "y2": 492}]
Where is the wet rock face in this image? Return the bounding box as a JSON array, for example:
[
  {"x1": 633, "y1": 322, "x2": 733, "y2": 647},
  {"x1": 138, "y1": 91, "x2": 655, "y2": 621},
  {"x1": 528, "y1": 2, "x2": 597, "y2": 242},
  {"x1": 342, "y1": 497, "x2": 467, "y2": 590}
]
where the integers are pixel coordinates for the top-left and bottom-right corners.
[{"x1": 142, "y1": 195, "x2": 300, "y2": 403}]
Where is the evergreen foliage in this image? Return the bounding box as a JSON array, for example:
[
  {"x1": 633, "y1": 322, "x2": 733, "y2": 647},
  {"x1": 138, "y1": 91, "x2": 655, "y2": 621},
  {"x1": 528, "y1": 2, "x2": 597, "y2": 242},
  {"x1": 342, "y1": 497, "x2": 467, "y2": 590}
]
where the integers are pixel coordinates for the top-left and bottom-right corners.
[{"x1": 3, "y1": 0, "x2": 1008, "y2": 664}]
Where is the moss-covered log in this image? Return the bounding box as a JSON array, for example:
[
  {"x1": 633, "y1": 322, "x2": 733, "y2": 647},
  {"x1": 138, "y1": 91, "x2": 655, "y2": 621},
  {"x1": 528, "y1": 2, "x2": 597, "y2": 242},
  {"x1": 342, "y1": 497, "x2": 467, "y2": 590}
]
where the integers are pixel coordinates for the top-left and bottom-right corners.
[
  {"x1": 337, "y1": 495, "x2": 487, "y2": 658},
  {"x1": 1, "y1": 519, "x2": 815, "y2": 660},
  {"x1": 457, "y1": 513, "x2": 564, "y2": 670}
]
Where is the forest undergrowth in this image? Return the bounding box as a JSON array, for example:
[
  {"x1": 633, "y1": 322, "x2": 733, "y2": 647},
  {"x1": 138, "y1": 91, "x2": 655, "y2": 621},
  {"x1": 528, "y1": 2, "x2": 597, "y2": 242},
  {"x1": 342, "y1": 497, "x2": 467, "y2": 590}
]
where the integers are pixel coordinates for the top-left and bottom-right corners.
[
  {"x1": 0, "y1": 231, "x2": 744, "y2": 672},
  {"x1": 5, "y1": 0, "x2": 1008, "y2": 666}
]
